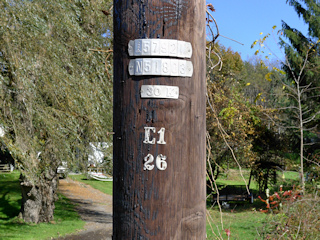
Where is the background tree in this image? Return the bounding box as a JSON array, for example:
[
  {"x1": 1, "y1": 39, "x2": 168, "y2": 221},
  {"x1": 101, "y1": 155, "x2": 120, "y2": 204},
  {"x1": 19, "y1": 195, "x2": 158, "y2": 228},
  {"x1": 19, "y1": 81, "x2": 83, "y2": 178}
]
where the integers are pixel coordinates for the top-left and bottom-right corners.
[
  {"x1": 242, "y1": 57, "x2": 285, "y2": 110},
  {"x1": 250, "y1": 0, "x2": 320, "y2": 191},
  {"x1": 0, "y1": 0, "x2": 113, "y2": 223},
  {"x1": 206, "y1": 42, "x2": 288, "y2": 193},
  {"x1": 206, "y1": 44, "x2": 274, "y2": 180},
  {"x1": 240, "y1": 57, "x2": 291, "y2": 193},
  {"x1": 249, "y1": 125, "x2": 288, "y2": 193},
  {"x1": 207, "y1": 44, "x2": 252, "y2": 177},
  {"x1": 281, "y1": 0, "x2": 320, "y2": 190}
]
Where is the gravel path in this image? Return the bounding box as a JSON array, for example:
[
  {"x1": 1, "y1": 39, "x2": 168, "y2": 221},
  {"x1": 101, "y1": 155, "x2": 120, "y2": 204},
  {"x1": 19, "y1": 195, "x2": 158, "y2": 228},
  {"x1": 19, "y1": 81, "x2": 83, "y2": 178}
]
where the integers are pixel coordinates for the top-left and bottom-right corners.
[{"x1": 54, "y1": 178, "x2": 113, "y2": 240}]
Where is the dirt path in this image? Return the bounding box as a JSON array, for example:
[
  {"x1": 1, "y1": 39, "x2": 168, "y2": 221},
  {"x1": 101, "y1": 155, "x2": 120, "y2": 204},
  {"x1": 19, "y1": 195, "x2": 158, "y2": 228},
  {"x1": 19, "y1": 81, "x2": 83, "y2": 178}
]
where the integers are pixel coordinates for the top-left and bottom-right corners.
[{"x1": 55, "y1": 178, "x2": 112, "y2": 240}]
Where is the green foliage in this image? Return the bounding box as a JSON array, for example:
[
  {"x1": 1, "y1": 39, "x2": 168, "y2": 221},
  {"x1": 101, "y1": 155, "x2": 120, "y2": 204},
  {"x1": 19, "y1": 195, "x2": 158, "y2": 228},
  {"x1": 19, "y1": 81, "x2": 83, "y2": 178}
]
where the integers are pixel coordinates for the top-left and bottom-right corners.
[
  {"x1": 281, "y1": 0, "x2": 320, "y2": 152},
  {"x1": 206, "y1": 3, "x2": 320, "y2": 237},
  {"x1": 207, "y1": 44, "x2": 262, "y2": 173},
  {"x1": 242, "y1": 57, "x2": 285, "y2": 109},
  {"x1": 0, "y1": 0, "x2": 113, "y2": 179},
  {"x1": 0, "y1": 0, "x2": 113, "y2": 222},
  {"x1": 206, "y1": 43, "x2": 284, "y2": 193},
  {"x1": 218, "y1": 101, "x2": 238, "y2": 126},
  {"x1": 250, "y1": 125, "x2": 290, "y2": 193},
  {"x1": 249, "y1": 1, "x2": 320, "y2": 192}
]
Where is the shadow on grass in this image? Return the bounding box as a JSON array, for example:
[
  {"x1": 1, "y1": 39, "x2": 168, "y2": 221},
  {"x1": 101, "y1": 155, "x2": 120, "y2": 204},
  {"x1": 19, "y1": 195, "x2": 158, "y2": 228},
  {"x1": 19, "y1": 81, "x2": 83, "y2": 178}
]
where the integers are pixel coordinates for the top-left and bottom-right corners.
[
  {"x1": 0, "y1": 176, "x2": 22, "y2": 221},
  {"x1": 54, "y1": 194, "x2": 82, "y2": 222},
  {"x1": 207, "y1": 199, "x2": 266, "y2": 214},
  {"x1": 0, "y1": 191, "x2": 20, "y2": 220}
]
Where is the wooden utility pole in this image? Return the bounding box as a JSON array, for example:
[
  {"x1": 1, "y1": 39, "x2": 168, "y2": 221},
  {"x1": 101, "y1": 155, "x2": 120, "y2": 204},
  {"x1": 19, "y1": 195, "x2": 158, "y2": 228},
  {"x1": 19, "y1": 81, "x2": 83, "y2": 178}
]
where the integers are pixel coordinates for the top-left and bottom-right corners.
[{"x1": 113, "y1": 0, "x2": 206, "y2": 239}]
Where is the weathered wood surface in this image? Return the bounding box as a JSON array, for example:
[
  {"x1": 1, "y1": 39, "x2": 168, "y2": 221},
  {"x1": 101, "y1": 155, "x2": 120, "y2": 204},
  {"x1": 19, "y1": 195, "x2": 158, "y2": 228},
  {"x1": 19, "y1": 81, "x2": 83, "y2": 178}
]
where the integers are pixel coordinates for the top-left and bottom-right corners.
[
  {"x1": 0, "y1": 164, "x2": 11, "y2": 172},
  {"x1": 113, "y1": 0, "x2": 206, "y2": 239}
]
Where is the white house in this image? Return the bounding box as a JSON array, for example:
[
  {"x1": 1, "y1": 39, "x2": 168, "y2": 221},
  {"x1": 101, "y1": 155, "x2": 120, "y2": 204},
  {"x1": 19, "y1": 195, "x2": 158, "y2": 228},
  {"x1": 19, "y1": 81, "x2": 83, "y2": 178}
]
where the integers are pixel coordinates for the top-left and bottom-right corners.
[{"x1": 88, "y1": 142, "x2": 110, "y2": 167}]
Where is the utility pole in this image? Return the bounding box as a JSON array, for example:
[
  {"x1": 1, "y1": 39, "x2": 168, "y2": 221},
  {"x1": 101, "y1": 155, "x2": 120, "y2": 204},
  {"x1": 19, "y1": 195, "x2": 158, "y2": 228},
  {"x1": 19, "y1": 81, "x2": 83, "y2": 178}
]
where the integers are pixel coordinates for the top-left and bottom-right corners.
[{"x1": 113, "y1": 0, "x2": 206, "y2": 239}]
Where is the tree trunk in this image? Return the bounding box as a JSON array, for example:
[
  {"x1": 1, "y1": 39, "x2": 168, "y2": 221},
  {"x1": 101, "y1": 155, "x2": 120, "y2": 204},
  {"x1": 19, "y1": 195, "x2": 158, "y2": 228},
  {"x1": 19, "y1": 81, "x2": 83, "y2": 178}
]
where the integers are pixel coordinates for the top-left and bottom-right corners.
[{"x1": 19, "y1": 170, "x2": 58, "y2": 223}]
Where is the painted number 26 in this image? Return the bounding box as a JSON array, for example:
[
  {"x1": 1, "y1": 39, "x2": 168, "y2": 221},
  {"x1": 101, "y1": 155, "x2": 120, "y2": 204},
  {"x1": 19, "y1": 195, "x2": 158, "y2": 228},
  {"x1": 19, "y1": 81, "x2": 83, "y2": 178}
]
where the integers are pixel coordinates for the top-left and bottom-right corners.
[{"x1": 144, "y1": 154, "x2": 167, "y2": 171}]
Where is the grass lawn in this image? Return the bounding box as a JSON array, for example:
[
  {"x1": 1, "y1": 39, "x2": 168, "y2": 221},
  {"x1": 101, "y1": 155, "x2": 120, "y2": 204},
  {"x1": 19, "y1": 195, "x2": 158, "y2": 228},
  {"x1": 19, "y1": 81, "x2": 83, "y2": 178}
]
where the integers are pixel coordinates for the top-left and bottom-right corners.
[
  {"x1": 205, "y1": 169, "x2": 300, "y2": 239},
  {"x1": 69, "y1": 173, "x2": 267, "y2": 239},
  {"x1": 0, "y1": 171, "x2": 85, "y2": 240},
  {"x1": 0, "y1": 172, "x2": 112, "y2": 240},
  {"x1": 69, "y1": 171, "x2": 269, "y2": 239},
  {"x1": 0, "y1": 169, "x2": 299, "y2": 239},
  {"x1": 68, "y1": 174, "x2": 113, "y2": 195},
  {"x1": 206, "y1": 207, "x2": 267, "y2": 240},
  {"x1": 281, "y1": 171, "x2": 300, "y2": 180},
  {"x1": 68, "y1": 170, "x2": 299, "y2": 239}
]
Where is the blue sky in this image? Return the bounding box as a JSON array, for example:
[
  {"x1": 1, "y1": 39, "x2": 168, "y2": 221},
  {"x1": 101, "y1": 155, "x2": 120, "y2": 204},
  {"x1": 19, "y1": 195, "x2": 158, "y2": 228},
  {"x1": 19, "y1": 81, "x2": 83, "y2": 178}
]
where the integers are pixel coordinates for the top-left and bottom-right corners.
[{"x1": 206, "y1": 0, "x2": 309, "y2": 61}]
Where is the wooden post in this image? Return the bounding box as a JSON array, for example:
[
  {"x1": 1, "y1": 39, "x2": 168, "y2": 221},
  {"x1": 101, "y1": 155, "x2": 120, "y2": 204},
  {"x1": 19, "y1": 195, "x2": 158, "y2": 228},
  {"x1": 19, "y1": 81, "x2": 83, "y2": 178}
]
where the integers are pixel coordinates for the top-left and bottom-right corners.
[{"x1": 113, "y1": 0, "x2": 206, "y2": 239}]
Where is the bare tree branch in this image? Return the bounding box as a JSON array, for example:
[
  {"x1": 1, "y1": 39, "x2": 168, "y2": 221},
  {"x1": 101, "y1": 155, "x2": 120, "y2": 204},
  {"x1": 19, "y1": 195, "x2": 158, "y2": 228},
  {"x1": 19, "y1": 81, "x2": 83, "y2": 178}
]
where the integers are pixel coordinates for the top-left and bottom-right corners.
[
  {"x1": 302, "y1": 111, "x2": 320, "y2": 124},
  {"x1": 263, "y1": 112, "x2": 299, "y2": 129},
  {"x1": 303, "y1": 156, "x2": 320, "y2": 167},
  {"x1": 278, "y1": 106, "x2": 299, "y2": 111},
  {"x1": 206, "y1": 93, "x2": 250, "y2": 195}
]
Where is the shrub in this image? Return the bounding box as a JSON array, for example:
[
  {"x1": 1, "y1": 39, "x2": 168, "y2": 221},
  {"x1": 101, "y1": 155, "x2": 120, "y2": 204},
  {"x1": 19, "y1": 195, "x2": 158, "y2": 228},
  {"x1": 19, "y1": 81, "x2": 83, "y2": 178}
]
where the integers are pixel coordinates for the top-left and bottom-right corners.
[{"x1": 259, "y1": 187, "x2": 320, "y2": 239}]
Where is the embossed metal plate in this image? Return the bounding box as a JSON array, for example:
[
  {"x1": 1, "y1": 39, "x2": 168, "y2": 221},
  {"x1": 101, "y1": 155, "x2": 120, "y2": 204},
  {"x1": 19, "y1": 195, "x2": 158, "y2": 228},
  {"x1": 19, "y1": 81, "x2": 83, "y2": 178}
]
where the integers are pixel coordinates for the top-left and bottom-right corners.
[
  {"x1": 128, "y1": 39, "x2": 192, "y2": 58},
  {"x1": 128, "y1": 58, "x2": 193, "y2": 77},
  {"x1": 141, "y1": 85, "x2": 179, "y2": 99}
]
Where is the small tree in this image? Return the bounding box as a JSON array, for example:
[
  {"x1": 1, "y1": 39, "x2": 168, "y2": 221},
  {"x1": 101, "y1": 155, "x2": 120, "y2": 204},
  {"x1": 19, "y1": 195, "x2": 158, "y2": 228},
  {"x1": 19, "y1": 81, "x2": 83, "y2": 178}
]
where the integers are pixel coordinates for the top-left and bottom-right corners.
[
  {"x1": 252, "y1": 2, "x2": 320, "y2": 191},
  {"x1": 281, "y1": 0, "x2": 320, "y2": 191}
]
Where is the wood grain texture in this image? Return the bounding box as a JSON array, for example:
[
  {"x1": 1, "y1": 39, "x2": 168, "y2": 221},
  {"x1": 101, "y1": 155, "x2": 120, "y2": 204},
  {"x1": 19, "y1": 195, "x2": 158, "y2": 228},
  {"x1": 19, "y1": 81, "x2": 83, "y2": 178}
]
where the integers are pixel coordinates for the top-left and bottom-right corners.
[{"x1": 113, "y1": 0, "x2": 206, "y2": 239}]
